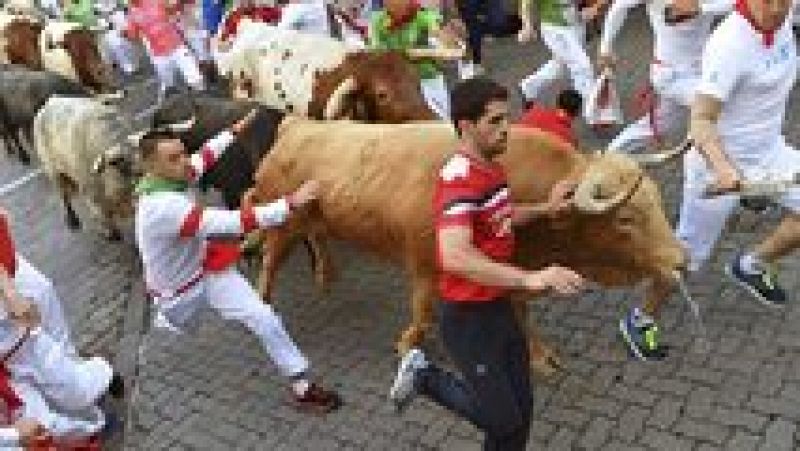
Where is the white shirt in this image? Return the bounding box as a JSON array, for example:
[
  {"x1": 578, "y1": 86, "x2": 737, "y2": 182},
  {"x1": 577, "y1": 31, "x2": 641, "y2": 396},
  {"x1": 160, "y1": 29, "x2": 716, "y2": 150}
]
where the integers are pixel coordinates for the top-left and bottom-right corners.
[
  {"x1": 697, "y1": 12, "x2": 797, "y2": 162},
  {"x1": 277, "y1": 0, "x2": 331, "y2": 36},
  {"x1": 600, "y1": 0, "x2": 733, "y2": 68}
]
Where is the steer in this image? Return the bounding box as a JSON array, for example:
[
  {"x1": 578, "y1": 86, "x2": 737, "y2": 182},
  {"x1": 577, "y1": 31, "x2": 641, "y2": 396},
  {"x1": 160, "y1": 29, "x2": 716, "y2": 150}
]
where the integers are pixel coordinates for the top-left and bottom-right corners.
[
  {"x1": 0, "y1": 67, "x2": 91, "y2": 164},
  {"x1": 32, "y1": 96, "x2": 142, "y2": 239},
  {"x1": 218, "y1": 21, "x2": 435, "y2": 121},
  {"x1": 243, "y1": 119, "x2": 687, "y2": 376},
  {"x1": 39, "y1": 21, "x2": 113, "y2": 93},
  {"x1": 0, "y1": 11, "x2": 42, "y2": 69}
]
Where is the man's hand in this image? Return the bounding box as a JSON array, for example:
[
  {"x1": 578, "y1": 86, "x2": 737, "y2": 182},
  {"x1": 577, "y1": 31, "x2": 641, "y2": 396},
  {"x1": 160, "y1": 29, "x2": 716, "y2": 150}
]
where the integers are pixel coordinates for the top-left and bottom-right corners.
[
  {"x1": 14, "y1": 419, "x2": 44, "y2": 444},
  {"x1": 231, "y1": 108, "x2": 259, "y2": 136},
  {"x1": 524, "y1": 265, "x2": 585, "y2": 295},
  {"x1": 288, "y1": 181, "x2": 320, "y2": 209},
  {"x1": 547, "y1": 179, "x2": 577, "y2": 215},
  {"x1": 7, "y1": 295, "x2": 40, "y2": 329},
  {"x1": 705, "y1": 165, "x2": 742, "y2": 196}
]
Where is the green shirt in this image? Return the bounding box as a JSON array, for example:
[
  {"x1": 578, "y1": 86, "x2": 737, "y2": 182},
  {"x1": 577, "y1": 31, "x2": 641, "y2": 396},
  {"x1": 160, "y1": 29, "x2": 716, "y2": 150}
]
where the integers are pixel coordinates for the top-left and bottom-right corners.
[
  {"x1": 369, "y1": 8, "x2": 442, "y2": 80},
  {"x1": 63, "y1": 0, "x2": 98, "y2": 27},
  {"x1": 538, "y1": 0, "x2": 578, "y2": 26}
]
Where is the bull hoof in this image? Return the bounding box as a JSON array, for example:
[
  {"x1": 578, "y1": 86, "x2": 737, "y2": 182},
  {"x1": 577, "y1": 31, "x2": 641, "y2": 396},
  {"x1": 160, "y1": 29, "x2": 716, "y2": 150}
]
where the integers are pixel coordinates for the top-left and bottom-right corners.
[
  {"x1": 530, "y1": 341, "x2": 564, "y2": 379},
  {"x1": 104, "y1": 228, "x2": 122, "y2": 241},
  {"x1": 65, "y1": 215, "x2": 81, "y2": 231}
]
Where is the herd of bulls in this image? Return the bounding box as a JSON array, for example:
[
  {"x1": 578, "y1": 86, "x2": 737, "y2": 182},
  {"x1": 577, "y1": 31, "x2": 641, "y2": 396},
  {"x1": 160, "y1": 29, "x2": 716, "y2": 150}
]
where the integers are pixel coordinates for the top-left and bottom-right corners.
[{"x1": 1, "y1": 7, "x2": 699, "y2": 377}]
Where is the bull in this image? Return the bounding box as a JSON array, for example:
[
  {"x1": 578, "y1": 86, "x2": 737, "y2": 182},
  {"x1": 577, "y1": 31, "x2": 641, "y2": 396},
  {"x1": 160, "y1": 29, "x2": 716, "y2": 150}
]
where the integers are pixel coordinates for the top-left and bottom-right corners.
[
  {"x1": 243, "y1": 119, "x2": 687, "y2": 376},
  {"x1": 39, "y1": 21, "x2": 114, "y2": 93},
  {"x1": 0, "y1": 11, "x2": 42, "y2": 69},
  {"x1": 218, "y1": 21, "x2": 436, "y2": 122},
  {"x1": 32, "y1": 96, "x2": 142, "y2": 240},
  {"x1": 0, "y1": 66, "x2": 91, "y2": 164}
]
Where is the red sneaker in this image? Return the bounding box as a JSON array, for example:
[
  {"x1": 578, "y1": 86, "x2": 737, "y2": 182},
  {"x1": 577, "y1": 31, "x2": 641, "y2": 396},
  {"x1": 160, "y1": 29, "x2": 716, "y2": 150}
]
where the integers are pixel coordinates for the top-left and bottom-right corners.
[{"x1": 288, "y1": 383, "x2": 342, "y2": 414}]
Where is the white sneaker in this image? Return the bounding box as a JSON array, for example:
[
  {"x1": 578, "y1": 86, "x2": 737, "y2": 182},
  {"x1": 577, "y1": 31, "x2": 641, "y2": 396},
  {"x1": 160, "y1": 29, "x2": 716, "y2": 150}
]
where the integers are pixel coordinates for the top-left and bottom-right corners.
[
  {"x1": 458, "y1": 60, "x2": 484, "y2": 80},
  {"x1": 389, "y1": 348, "x2": 428, "y2": 412}
]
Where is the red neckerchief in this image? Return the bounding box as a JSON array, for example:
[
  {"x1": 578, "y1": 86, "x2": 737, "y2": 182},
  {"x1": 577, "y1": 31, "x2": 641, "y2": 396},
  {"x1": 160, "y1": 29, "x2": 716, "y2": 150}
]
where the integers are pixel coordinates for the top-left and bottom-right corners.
[
  {"x1": 0, "y1": 365, "x2": 21, "y2": 424},
  {"x1": 735, "y1": 0, "x2": 776, "y2": 47},
  {"x1": 386, "y1": 2, "x2": 421, "y2": 30}
]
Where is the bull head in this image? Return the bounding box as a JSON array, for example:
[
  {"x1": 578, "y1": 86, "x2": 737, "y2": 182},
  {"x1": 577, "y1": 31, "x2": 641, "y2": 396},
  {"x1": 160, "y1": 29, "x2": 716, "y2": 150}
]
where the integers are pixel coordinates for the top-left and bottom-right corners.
[
  {"x1": 572, "y1": 154, "x2": 645, "y2": 214},
  {"x1": 323, "y1": 76, "x2": 356, "y2": 120}
]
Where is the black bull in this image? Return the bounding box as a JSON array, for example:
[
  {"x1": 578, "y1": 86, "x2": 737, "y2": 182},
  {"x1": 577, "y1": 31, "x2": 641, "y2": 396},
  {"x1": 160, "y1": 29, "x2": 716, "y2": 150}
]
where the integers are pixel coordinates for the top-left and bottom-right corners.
[
  {"x1": 153, "y1": 94, "x2": 286, "y2": 208},
  {"x1": 0, "y1": 66, "x2": 90, "y2": 164}
]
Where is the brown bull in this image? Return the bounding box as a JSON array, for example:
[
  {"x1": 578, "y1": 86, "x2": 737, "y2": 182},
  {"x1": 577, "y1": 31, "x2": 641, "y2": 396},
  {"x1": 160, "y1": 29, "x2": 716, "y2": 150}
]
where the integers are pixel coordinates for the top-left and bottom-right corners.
[
  {"x1": 40, "y1": 23, "x2": 113, "y2": 93},
  {"x1": 4, "y1": 19, "x2": 42, "y2": 69},
  {"x1": 243, "y1": 119, "x2": 686, "y2": 375}
]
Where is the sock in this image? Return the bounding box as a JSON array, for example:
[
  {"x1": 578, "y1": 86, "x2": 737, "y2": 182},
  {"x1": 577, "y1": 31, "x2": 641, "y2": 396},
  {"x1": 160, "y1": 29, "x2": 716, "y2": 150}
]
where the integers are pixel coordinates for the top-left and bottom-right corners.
[
  {"x1": 739, "y1": 253, "x2": 764, "y2": 275},
  {"x1": 290, "y1": 372, "x2": 310, "y2": 397}
]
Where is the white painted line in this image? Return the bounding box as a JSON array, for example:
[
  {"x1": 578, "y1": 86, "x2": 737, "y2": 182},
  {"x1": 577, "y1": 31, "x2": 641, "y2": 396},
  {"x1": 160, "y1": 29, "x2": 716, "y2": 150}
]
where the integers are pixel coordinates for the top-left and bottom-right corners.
[{"x1": 0, "y1": 169, "x2": 43, "y2": 197}]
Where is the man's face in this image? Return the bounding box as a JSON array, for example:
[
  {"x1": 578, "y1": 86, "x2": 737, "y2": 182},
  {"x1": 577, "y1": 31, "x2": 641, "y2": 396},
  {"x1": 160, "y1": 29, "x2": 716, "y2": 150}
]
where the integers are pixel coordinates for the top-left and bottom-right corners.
[
  {"x1": 147, "y1": 139, "x2": 191, "y2": 181},
  {"x1": 750, "y1": 0, "x2": 793, "y2": 29},
  {"x1": 462, "y1": 100, "x2": 509, "y2": 160}
]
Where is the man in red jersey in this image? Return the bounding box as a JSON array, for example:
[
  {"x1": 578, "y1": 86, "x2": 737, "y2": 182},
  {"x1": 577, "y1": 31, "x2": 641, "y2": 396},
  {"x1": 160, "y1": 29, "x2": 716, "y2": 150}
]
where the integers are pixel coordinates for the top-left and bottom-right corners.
[{"x1": 388, "y1": 78, "x2": 585, "y2": 450}]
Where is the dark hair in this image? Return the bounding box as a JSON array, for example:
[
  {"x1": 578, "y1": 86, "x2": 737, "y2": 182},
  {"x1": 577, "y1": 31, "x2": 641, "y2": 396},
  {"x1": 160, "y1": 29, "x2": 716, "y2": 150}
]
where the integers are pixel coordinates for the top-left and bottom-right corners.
[
  {"x1": 556, "y1": 88, "x2": 583, "y2": 119},
  {"x1": 138, "y1": 131, "x2": 181, "y2": 161},
  {"x1": 450, "y1": 77, "x2": 508, "y2": 135}
]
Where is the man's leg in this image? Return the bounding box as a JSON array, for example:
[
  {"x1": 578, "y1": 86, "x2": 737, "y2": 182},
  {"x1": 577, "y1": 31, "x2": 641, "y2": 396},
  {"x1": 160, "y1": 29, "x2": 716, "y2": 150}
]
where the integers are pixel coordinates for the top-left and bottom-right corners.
[
  {"x1": 726, "y1": 143, "x2": 800, "y2": 306},
  {"x1": 204, "y1": 270, "x2": 308, "y2": 377},
  {"x1": 174, "y1": 46, "x2": 206, "y2": 92},
  {"x1": 607, "y1": 92, "x2": 688, "y2": 154},
  {"x1": 393, "y1": 301, "x2": 532, "y2": 450},
  {"x1": 519, "y1": 24, "x2": 567, "y2": 102},
  {"x1": 556, "y1": 25, "x2": 594, "y2": 100},
  {"x1": 8, "y1": 329, "x2": 113, "y2": 411},
  {"x1": 14, "y1": 380, "x2": 106, "y2": 439},
  {"x1": 151, "y1": 53, "x2": 176, "y2": 99}
]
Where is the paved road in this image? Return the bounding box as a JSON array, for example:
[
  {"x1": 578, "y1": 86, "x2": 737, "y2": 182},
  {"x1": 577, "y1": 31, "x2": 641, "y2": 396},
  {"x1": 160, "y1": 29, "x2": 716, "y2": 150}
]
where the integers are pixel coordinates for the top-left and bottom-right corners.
[{"x1": 3, "y1": 9, "x2": 800, "y2": 450}]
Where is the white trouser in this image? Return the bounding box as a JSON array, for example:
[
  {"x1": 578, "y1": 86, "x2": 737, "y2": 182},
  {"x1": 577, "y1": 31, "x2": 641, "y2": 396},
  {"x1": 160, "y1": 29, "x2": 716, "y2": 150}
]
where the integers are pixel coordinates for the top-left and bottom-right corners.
[
  {"x1": 519, "y1": 23, "x2": 594, "y2": 101},
  {"x1": 1, "y1": 256, "x2": 111, "y2": 411},
  {"x1": 151, "y1": 46, "x2": 205, "y2": 95},
  {"x1": 420, "y1": 74, "x2": 450, "y2": 120},
  {"x1": 184, "y1": 28, "x2": 211, "y2": 62},
  {"x1": 100, "y1": 29, "x2": 138, "y2": 75},
  {"x1": 676, "y1": 142, "x2": 800, "y2": 271},
  {"x1": 7, "y1": 380, "x2": 105, "y2": 444},
  {"x1": 3, "y1": 330, "x2": 112, "y2": 412},
  {"x1": 12, "y1": 256, "x2": 76, "y2": 357},
  {"x1": 153, "y1": 268, "x2": 309, "y2": 378},
  {"x1": 608, "y1": 62, "x2": 700, "y2": 153}
]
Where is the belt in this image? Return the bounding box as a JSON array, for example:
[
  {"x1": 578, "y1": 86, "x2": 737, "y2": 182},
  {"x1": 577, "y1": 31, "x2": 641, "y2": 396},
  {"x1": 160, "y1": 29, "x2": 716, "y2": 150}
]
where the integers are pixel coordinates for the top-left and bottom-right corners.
[{"x1": 146, "y1": 271, "x2": 204, "y2": 301}]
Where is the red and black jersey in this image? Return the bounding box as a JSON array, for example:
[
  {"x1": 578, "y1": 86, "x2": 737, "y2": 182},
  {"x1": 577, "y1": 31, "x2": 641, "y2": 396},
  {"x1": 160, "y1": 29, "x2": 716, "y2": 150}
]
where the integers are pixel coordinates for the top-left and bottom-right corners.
[{"x1": 433, "y1": 152, "x2": 515, "y2": 302}]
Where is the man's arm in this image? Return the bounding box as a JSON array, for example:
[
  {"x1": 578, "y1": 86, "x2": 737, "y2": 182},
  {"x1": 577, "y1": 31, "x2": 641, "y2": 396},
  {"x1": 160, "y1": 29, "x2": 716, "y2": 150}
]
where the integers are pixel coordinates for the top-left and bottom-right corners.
[
  {"x1": 175, "y1": 181, "x2": 318, "y2": 239},
  {"x1": 439, "y1": 226, "x2": 585, "y2": 295},
  {"x1": 689, "y1": 94, "x2": 740, "y2": 190},
  {"x1": 186, "y1": 109, "x2": 258, "y2": 183}
]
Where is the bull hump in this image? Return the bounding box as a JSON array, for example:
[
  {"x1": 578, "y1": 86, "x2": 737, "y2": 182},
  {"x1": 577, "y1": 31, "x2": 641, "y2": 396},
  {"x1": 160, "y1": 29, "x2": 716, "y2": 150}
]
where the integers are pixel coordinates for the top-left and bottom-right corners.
[
  {"x1": 43, "y1": 22, "x2": 82, "y2": 44},
  {"x1": 247, "y1": 27, "x2": 346, "y2": 114}
]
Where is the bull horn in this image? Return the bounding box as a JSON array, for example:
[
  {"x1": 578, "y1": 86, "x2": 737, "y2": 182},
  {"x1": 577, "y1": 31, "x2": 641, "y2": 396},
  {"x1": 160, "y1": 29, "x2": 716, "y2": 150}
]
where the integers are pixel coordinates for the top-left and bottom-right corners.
[
  {"x1": 126, "y1": 129, "x2": 149, "y2": 147},
  {"x1": 572, "y1": 167, "x2": 643, "y2": 214},
  {"x1": 323, "y1": 77, "x2": 357, "y2": 120},
  {"x1": 159, "y1": 116, "x2": 196, "y2": 132},
  {"x1": 625, "y1": 139, "x2": 694, "y2": 165},
  {"x1": 96, "y1": 89, "x2": 125, "y2": 103}
]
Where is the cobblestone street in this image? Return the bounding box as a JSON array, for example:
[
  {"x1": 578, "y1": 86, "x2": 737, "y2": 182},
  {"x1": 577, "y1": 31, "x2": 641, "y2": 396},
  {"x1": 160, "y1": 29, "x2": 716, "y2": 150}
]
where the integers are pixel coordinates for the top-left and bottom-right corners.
[{"x1": 3, "y1": 9, "x2": 800, "y2": 450}]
